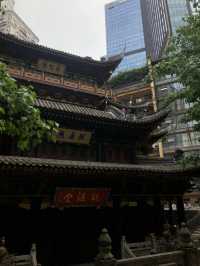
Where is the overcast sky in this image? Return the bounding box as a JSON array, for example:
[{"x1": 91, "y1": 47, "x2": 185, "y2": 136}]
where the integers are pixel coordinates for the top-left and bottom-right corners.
[{"x1": 15, "y1": 0, "x2": 112, "y2": 60}]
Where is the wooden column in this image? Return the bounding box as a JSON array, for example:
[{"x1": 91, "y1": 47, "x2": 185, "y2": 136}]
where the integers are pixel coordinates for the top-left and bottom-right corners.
[
  {"x1": 168, "y1": 199, "x2": 173, "y2": 225},
  {"x1": 30, "y1": 198, "x2": 42, "y2": 243},
  {"x1": 112, "y1": 195, "x2": 122, "y2": 259},
  {"x1": 96, "y1": 142, "x2": 104, "y2": 162},
  {"x1": 154, "y1": 196, "x2": 163, "y2": 234},
  {"x1": 177, "y1": 195, "x2": 185, "y2": 225}
]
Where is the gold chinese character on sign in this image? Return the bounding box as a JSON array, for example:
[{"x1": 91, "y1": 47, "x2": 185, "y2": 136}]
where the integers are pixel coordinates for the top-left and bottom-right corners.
[
  {"x1": 91, "y1": 193, "x2": 99, "y2": 202},
  {"x1": 56, "y1": 128, "x2": 92, "y2": 144},
  {"x1": 37, "y1": 59, "x2": 65, "y2": 75},
  {"x1": 69, "y1": 131, "x2": 76, "y2": 140},
  {"x1": 78, "y1": 133, "x2": 86, "y2": 141},
  {"x1": 63, "y1": 193, "x2": 73, "y2": 203},
  {"x1": 77, "y1": 192, "x2": 86, "y2": 202}
]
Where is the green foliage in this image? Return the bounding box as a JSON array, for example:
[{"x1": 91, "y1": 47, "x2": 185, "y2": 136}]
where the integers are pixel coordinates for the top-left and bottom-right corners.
[
  {"x1": 0, "y1": 0, "x2": 5, "y2": 14},
  {"x1": 0, "y1": 63, "x2": 58, "y2": 151},
  {"x1": 108, "y1": 66, "x2": 149, "y2": 88},
  {"x1": 190, "y1": 0, "x2": 200, "y2": 10},
  {"x1": 178, "y1": 154, "x2": 200, "y2": 169},
  {"x1": 155, "y1": 11, "x2": 200, "y2": 131}
]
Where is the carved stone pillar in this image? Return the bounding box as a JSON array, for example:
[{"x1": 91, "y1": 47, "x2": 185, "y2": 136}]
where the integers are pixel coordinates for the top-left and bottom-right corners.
[
  {"x1": 179, "y1": 223, "x2": 198, "y2": 266},
  {"x1": 95, "y1": 228, "x2": 116, "y2": 266}
]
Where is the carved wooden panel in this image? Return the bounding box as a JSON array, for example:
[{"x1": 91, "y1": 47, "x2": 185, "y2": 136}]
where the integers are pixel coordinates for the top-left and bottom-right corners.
[
  {"x1": 24, "y1": 69, "x2": 43, "y2": 81},
  {"x1": 80, "y1": 83, "x2": 94, "y2": 92},
  {"x1": 7, "y1": 63, "x2": 104, "y2": 96},
  {"x1": 63, "y1": 79, "x2": 79, "y2": 89},
  {"x1": 7, "y1": 65, "x2": 22, "y2": 76},
  {"x1": 44, "y1": 74, "x2": 61, "y2": 85}
]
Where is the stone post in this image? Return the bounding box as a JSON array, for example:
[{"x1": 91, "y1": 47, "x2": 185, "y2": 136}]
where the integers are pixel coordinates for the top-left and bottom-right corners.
[
  {"x1": 162, "y1": 223, "x2": 172, "y2": 251},
  {"x1": 0, "y1": 236, "x2": 13, "y2": 266},
  {"x1": 31, "y1": 243, "x2": 37, "y2": 266},
  {"x1": 95, "y1": 228, "x2": 117, "y2": 266},
  {"x1": 179, "y1": 223, "x2": 198, "y2": 266},
  {"x1": 150, "y1": 233, "x2": 158, "y2": 254}
]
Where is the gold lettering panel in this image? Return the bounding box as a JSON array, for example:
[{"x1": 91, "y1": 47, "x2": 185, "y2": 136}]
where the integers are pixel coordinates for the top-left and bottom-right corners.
[
  {"x1": 37, "y1": 59, "x2": 65, "y2": 75},
  {"x1": 56, "y1": 129, "x2": 92, "y2": 145}
]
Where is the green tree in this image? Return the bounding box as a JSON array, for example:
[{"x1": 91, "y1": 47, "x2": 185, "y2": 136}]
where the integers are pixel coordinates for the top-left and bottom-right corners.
[
  {"x1": 108, "y1": 66, "x2": 148, "y2": 88},
  {"x1": 0, "y1": 63, "x2": 58, "y2": 151},
  {"x1": 190, "y1": 0, "x2": 200, "y2": 10},
  {"x1": 156, "y1": 11, "x2": 200, "y2": 132},
  {"x1": 0, "y1": 0, "x2": 4, "y2": 13}
]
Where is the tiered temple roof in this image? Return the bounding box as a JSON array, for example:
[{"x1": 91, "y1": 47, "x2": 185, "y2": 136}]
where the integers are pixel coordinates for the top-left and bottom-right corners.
[
  {"x1": 0, "y1": 32, "x2": 121, "y2": 86},
  {"x1": 0, "y1": 31, "x2": 199, "y2": 181},
  {"x1": 35, "y1": 98, "x2": 169, "y2": 128}
]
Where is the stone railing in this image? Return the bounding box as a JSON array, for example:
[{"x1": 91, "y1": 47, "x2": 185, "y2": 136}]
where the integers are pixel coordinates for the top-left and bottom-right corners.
[
  {"x1": 117, "y1": 250, "x2": 184, "y2": 266},
  {"x1": 95, "y1": 224, "x2": 200, "y2": 266},
  {"x1": 188, "y1": 211, "x2": 200, "y2": 231},
  {"x1": 0, "y1": 237, "x2": 39, "y2": 266}
]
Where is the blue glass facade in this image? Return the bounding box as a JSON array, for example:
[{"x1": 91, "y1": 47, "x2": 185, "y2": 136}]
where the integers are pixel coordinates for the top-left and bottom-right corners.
[
  {"x1": 105, "y1": 0, "x2": 146, "y2": 75},
  {"x1": 105, "y1": 0, "x2": 190, "y2": 75},
  {"x1": 167, "y1": 0, "x2": 190, "y2": 33}
]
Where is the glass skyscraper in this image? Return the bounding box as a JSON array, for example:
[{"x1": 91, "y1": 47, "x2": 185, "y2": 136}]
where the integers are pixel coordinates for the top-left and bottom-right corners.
[
  {"x1": 167, "y1": 0, "x2": 191, "y2": 33},
  {"x1": 105, "y1": 0, "x2": 146, "y2": 75},
  {"x1": 105, "y1": 0, "x2": 191, "y2": 75},
  {"x1": 141, "y1": 0, "x2": 171, "y2": 62}
]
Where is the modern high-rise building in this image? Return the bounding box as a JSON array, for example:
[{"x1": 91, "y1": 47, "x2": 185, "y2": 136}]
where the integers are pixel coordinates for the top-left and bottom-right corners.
[
  {"x1": 141, "y1": 0, "x2": 171, "y2": 62},
  {"x1": 154, "y1": 1, "x2": 200, "y2": 157},
  {"x1": 0, "y1": 0, "x2": 39, "y2": 43},
  {"x1": 105, "y1": 0, "x2": 146, "y2": 75},
  {"x1": 105, "y1": 0, "x2": 191, "y2": 74},
  {"x1": 167, "y1": 0, "x2": 192, "y2": 33},
  {"x1": 105, "y1": 0, "x2": 198, "y2": 157}
]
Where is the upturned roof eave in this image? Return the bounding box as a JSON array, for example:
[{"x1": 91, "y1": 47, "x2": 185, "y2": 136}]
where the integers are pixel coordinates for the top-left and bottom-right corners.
[
  {"x1": 35, "y1": 98, "x2": 169, "y2": 128},
  {"x1": 0, "y1": 32, "x2": 121, "y2": 85}
]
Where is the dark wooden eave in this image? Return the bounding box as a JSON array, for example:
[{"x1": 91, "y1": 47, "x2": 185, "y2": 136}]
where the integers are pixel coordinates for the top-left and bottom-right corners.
[
  {"x1": 0, "y1": 32, "x2": 121, "y2": 86},
  {"x1": 0, "y1": 156, "x2": 199, "y2": 178},
  {"x1": 148, "y1": 129, "x2": 168, "y2": 144},
  {"x1": 35, "y1": 98, "x2": 169, "y2": 130}
]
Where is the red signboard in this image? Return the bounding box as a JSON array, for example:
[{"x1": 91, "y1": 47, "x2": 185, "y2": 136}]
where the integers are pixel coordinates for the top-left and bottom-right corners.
[{"x1": 54, "y1": 188, "x2": 111, "y2": 207}]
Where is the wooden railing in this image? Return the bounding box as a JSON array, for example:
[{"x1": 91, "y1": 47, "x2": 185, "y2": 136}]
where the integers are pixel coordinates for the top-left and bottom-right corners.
[{"x1": 6, "y1": 64, "x2": 105, "y2": 96}]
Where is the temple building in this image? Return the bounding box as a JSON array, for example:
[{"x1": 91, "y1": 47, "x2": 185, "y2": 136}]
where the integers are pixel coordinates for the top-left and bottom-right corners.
[{"x1": 0, "y1": 32, "x2": 200, "y2": 265}]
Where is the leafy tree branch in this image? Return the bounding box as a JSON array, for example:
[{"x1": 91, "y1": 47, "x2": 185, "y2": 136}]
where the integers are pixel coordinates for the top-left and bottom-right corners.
[
  {"x1": 0, "y1": 63, "x2": 58, "y2": 151},
  {"x1": 155, "y1": 11, "x2": 200, "y2": 132}
]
